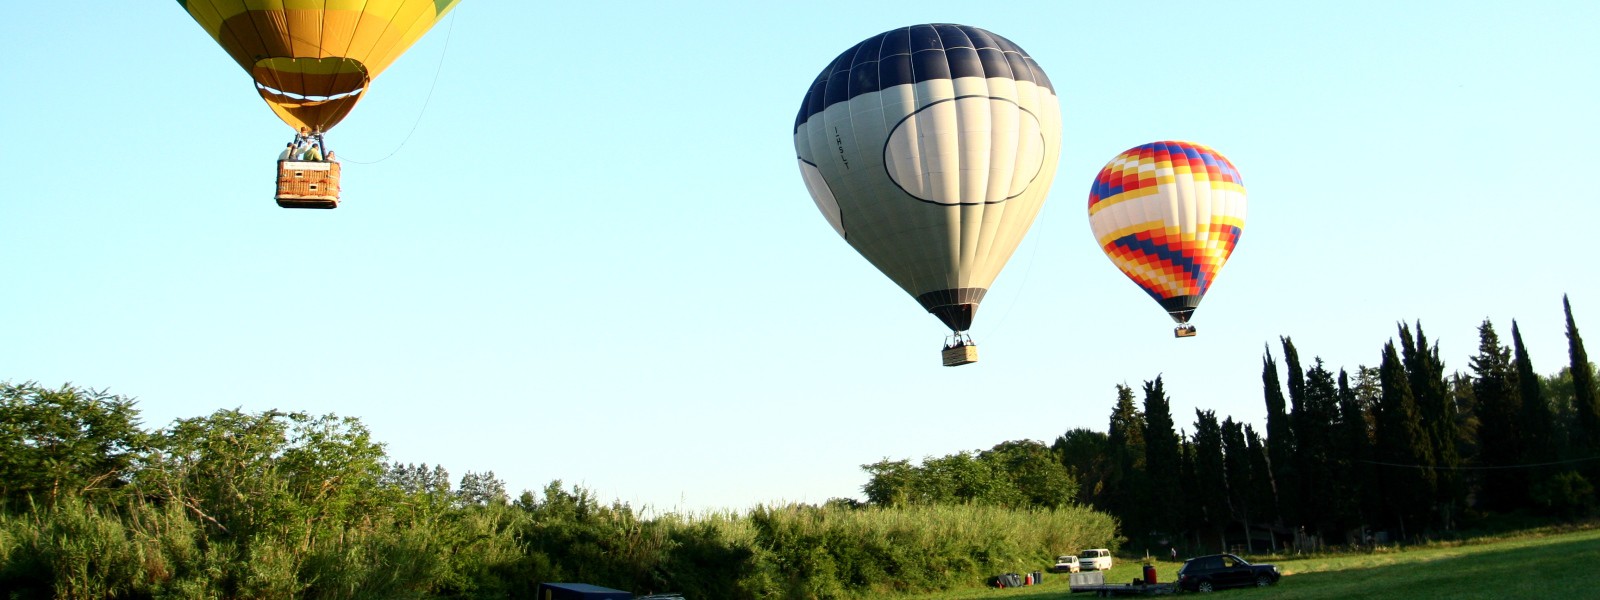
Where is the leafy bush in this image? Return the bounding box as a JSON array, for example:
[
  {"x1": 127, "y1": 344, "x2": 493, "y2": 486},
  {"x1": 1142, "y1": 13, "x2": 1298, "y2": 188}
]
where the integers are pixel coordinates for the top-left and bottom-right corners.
[
  {"x1": 0, "y1": 393, "x2": 1124, "y2": 600},
  {"x1": 1530, "y1": 471, "x2": 1596, "y2": 519}
]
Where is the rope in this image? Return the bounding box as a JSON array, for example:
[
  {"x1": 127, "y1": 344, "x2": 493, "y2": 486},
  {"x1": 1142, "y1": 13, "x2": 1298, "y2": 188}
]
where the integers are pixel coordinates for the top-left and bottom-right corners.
[
  {"x1": 340, "y1": 10, "x2": 459, "y2": 165},
  {"x1": 978, "y1": 201, "x2": 1050, "y2": 344}
]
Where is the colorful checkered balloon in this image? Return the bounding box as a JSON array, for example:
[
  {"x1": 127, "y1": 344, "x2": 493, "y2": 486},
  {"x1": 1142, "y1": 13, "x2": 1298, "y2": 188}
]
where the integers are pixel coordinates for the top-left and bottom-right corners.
[{"x1": 1087, "y1": 141, "x2": 1246, "y2": 325}]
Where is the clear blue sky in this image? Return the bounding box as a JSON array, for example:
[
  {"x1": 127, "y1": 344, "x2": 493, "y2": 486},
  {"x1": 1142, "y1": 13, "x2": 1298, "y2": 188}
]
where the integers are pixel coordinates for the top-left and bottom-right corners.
[{"x1": 3, "y1": 1, "x2": 1597, "y2": 512}]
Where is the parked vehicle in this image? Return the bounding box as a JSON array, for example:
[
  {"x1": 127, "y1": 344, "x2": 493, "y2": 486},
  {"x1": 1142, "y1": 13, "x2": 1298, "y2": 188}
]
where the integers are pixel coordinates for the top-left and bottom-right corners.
[
  {"x1": 1067, "y1": 570, "x2": 1176, "y2": 596},
  {"x1": 1079, "y1": 548, "x2": 1114, "y2": 571},
  {"x1": 1175, "y1": 554, "x2": 1280, "y2": 592},
  {"x1": 1052, "y1": 555, "x2": 1081, "y2": 573}
]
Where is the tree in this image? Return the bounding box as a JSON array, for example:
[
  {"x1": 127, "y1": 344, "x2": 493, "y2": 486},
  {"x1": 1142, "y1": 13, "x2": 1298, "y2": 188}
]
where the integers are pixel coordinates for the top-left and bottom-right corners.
[
  {"x1": 1282, "y1": 338, "x2": 1308, "y2": 424},
  {"x1": 381, "y1": 461, "x2": 453, "y2": 496},
  {"x1": 1220, "y1": 418, "x2": 1257, "y2": 552},
  {"x1": 1334, "y1": 369, "x2": 1374, "y2": 541},
  {"x1": 1192, "y1": 410, "x2": 1230, "y2": 551},
  {"x1": 1471, "y1": 318, "x2": 1524, "y2": 511},
  {"x1": 0, "y1": 382, "x2": 147, "y2": 507},
  {"x1": 861, "y1": 459, "x2": 916, "y2": 507},
  {"x1": 1512, "y1": 322, "x2": 1557, "y2": 470},
  {"x1": 1450, "y1": 372, "x2": 1481, "y2": 468},
  {"x1": 381, "y1": 461, "x2": 454, "y2": 520},
  {"x1": 1260, "y1": 348, "x2": 1293, "y2": 526},
  {"x1": 981, "y1": 440, "x2": 1079, "y2": 509},
  {"x1": 1543, "y1": 367, "x2": 1578, "y2": 458},
  {"x1": 1103, "y1": 384, "x2": 1147, "y2": 535},
  {"x1": 1400, "y1": 322, "x2": 1463, "y2": 530},
  {"x1": 457, "y1": 470, "x2": 509, "y2": 507},
  {"x1": 1143, "y1": 377, "x2": 1183, "y2": 539},
  {"x1": 860, "y1": 443, "x2": 1077, "y2": 510},
  {"x1": 1178, "y1": 434, "x2": 1202, "y2": 547},
  {"x1": 1108, "y1": 385, "x2": 1147, "y2": 463},
  {"x1": 138, "y1": 409, "x2": 388, "y2": 544},
  {"x1": 1296, "y1": 359, "x2": 1342, "y2": 540},
  {"x1": 919, "y1": 452, "x2": 1014, "y2": 506},
  {"x1": 1374, "y1": 341, "x2": 1435, "y2": 538},
  {"x1": 1052, "y1": 428, "x2": 1108, "y2": 505},
  {"x1": 1280, "y1": 338, "x2": 1309, "y2": 528},
  {"x1": 1244, "y1": 426, "x2": 1276, "y2": 551},
  {"x1": 1566, "y1": 295, "x2": 1600, "y2": 484}
]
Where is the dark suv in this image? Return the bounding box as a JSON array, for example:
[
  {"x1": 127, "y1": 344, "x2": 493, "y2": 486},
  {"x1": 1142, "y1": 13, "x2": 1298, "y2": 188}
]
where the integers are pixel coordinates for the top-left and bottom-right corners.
[{"x1": 1176, "y1": 553, "x2": 1280, "y2": 592}]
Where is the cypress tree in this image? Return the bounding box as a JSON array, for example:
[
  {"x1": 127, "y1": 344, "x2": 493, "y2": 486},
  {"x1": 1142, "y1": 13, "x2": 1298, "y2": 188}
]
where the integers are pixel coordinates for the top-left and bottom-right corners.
[
  {"x1": 1401, "y1": 322, "x2": 1463, "y2": 529},
  {"x1": 1281, "y1": 338, "x2": 1313, "y2": 533},
  {"x1": 1261, "y1": 348, "x2": 1294, "y2": 526},
  {"x1": 1299, "y1": 359, "x2": 1342, "y2": 541},
  {"x1": 1283, "y1": 337, "x2": 1308, "y2": 420},
  {"x1": 1143, "y1": 377, "x2": 1183, "y2": 541},
  {"x1": 1221, "y1": 418, "x2": 1256, "y2": 552},
  {"x1": 1449, "y1": 371, "x2": 1485, "y2": 512},
  {"x1": 1566, "y1": 296, "x2": 1600, "y2": 478},
  {"x1": 1193, "y1": 410, "x2": 1230, "y2": 550},
  {"x1": 1512, "y1": 321, "x2": 1556, "y2": 466},
  {"x1": 1105, "y1": 384, "x2": 1147, "y2": 538},
  {"x1": 1335, "y1": 369, "x2": 1374, "y2": 541},
  {"x1": 1179, "y1": 434, "x2": 1203, "y2": 547},
  {"x1": 1471, "y1": 318, "x2": 1523, "y2": 511},
  {"x1": 1245, "y1": 425, "x2": 1277, "y2": 551},
  {"x1": 1374, "y1": 341, "x2": 1435, "y2": 539}
]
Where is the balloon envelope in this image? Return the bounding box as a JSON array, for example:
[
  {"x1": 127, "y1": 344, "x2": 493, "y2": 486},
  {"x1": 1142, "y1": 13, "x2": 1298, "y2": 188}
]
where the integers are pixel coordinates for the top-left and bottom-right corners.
[
  {"x1": 1087, "y1": 141, "x2": 1246, "y2": 324},
  {"x1": 177, "y1": 0, "x2": 460, "y2": 133},
  {"x1": 793, "y1": 24, "x2": 1061, "y2": 332}
]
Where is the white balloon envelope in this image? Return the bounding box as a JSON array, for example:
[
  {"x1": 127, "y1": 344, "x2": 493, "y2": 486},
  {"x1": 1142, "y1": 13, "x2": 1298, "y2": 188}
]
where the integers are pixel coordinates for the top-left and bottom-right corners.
[{"x1": 793, "y1": 24, "x2": 1062, "y2": 363}]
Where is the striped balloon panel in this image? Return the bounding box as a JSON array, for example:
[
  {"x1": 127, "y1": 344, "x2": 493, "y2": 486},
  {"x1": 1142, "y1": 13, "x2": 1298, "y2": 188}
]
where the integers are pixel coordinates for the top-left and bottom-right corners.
[
  {"x1": 793, "y1": 24, "x2": 1060, "y2": 332},
  {"x1": 1087, "y1": 141, "x2": 1245, "y2": 323},
  {"x1": 176, "y1": 0, "x2": 460, "y2": 132}
]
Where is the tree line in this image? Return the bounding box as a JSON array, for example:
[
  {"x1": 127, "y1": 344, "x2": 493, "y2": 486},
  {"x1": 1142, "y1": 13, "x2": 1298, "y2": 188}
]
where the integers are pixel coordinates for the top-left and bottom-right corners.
[
  {"x1": 1033, "y1": 295, "x2": 1599, "y2": 554},
  {"x1": 6, "y1": 295, "x2": 1596, "y2": 597},
  {"x1": 0, "y1": 384, "x2": 1115, "y2": 599}
]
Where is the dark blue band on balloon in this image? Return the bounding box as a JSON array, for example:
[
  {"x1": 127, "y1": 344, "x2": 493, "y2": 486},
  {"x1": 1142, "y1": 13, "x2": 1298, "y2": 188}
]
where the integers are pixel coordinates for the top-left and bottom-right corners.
[{"x1": 795, "y1": 24, "x2": 1053, "y2": 132}]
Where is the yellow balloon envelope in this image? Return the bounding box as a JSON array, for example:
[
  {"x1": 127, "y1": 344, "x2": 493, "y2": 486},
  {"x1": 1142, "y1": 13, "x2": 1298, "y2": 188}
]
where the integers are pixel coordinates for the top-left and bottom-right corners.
[{"x1": 177, "y1": 0, "x2": 460, "y2": 132}]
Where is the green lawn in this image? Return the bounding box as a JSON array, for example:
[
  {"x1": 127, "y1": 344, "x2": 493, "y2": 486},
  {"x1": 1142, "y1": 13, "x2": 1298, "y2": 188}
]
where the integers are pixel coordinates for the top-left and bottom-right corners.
[{"x1": 904, "y1": 526, "x2": 1600, "y2": 599}]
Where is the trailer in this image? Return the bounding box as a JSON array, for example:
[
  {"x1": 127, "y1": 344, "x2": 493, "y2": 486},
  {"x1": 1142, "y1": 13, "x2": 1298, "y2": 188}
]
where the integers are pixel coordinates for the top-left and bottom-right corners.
[{"x1": 1067, "y1": 571, "x2": 1178, "y2": 597}]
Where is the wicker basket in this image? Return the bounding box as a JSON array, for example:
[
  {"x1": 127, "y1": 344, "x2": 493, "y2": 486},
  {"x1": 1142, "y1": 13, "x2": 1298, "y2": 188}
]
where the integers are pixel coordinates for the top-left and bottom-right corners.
[
  {"x1": 942, "y1": 344, "x2": 978, "y2": 367},
  {"x1": 275, "y1": 160, "x2": 341, "y2": 209}
]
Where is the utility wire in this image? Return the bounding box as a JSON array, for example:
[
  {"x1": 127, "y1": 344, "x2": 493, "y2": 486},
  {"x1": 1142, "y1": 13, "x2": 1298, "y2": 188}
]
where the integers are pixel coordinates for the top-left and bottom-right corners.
[{"x1": 1357, "y1": 455, "x2": 1600, "y2": 471}]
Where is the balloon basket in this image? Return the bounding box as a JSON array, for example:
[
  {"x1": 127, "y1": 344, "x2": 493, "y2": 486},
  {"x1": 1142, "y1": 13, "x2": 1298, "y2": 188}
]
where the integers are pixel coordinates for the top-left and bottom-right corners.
[
  {"x1": 275, "y1": 159, "x2": 341, "y2": 209},
  {"x1": 1174, "y1": 325, "x2": 1197, "y2": 338},
  {"x1": 942, "y1": 344, "x2": 978, "y2": 367}
]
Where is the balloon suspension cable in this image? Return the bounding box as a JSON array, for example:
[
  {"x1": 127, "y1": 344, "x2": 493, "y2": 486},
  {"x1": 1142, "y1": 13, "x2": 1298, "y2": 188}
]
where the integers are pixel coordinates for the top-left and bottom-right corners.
[
  {"x1": 340, "y1": 10, "x2": 459, "y2": 165},
  {"x1": 978, "y1": 198, "x2": 1049, "y2": 344},
  {"x1": 945, "y1": 330, "x2": 975, "y2": 349},
  {"x1": 285, "y1": 129, "x2": 333, "y2": 162}
]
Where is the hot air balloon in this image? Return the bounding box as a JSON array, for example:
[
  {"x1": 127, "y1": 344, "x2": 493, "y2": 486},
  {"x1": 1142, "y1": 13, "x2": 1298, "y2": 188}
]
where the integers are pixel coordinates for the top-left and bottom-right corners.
[
  {"x1": 176, "y1": 0, "x2": 461, "y2": 208},
  {"x1": 1087, "y1": 141, "x2": 1246, "y2": 338},
  {"x1": 793, "y1": 24, "x2": 1061, "y2": 366}
]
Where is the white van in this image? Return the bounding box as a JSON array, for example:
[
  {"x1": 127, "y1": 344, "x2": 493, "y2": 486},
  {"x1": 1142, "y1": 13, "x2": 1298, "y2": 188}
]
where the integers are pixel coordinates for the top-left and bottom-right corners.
[
  {"x1": 1079, "y1": 548, "x2": 1113, "y2": 571},
  {"x1": 1052, "y1": 555, "x2": 1080, "y2": 573}
]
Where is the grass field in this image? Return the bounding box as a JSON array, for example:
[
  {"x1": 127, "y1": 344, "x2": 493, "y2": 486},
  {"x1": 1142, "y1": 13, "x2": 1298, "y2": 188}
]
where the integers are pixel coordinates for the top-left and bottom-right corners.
[{"x1": 905, "y1": 526, "x2": 1600, "y2": 599}]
